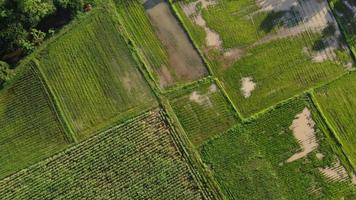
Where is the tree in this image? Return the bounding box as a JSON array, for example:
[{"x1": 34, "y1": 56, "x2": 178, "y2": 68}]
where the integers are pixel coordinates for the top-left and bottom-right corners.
[
  {"x1": 0, "y1": 61, "x2": 11, "y2": 85},
  {"x1": 17, "y1": 0, "x2": 56, "y2": 26}
]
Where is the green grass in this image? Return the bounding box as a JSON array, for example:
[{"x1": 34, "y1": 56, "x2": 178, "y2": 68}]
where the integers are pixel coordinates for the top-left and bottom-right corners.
[
  {"x1": 329, "y1": 0, "x2": 356, "y2": 56},
  {"x1": 200, "y1": 98, "x2": 356, "y2": 200},
  {"x1": 114, "y1": 0, "x2": 169, "y2": 81},
  {"x1": 313, "y1": 72, "x2": 356, "y2": 168},
  {"x1": 168, "y1": 81, "x2": 239, "y2": 146},
  {"x1": 0, "y1": 65, "x2": 70, "y2": 179},
  {"x1": 221, "y1": 34, "x2": 347, "y2": 116},
  {"x1": 35, "y1": 5, "x2": 156, "y2": 139},
  {"x1": 0, "y1": 110, "x2": 203, "y2": 199}
]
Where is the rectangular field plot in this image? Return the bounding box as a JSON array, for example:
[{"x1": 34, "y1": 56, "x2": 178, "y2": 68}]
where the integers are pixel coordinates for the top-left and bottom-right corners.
[
  {"x1": 0, "y1": 65, "x2": 70, "y2": 179},
  {"x1": 115, "y1": 0, "x2": 207, "y2": 88},
  {"x1": 36, "y1": 6, "x2": 156, "y2": 139},
  {"x1": 173, "y1": 0, "x2": 352, "y2": 116},
  {"x1": 200, "y1": 98, "x2": 356, "y2": 200},
  {"x1": 329, "y1": 0, "x2": 356, "y2": 55},
  {"x1": 313, "y1": 72, "x2": 356, "y2": 168},
  {"x1": 0, "y1": 109, "x2": 204, "y2": 199},
  {"x1": 169, "y1": 81, "x2": 238, "y2": 146}
]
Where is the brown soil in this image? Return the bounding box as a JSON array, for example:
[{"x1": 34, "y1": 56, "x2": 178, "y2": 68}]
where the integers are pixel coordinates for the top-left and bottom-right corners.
[
  {"x1": 144, "y1": 0, "x2": 207, "y2": 87},
  {"x1": 287, "y1": 108, "x2": 318, "y2": 163}
]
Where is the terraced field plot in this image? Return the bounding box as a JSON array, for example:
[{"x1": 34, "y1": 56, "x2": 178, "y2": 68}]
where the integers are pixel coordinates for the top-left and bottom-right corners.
[
  {"x1": 116, "y1": 0, "x2": 207, "y2": 88},
  {"x1": 200, "y1": 98, "x2": 356, "y2": 200},
  {"x1": 313, "y1": 72, "x2": 356, "y2": 168},
  {"x1": 168, "y1": 81, "x2": 239, "y2": 146},
  {"x1": 0, "y1": 65, "x2": 70, "y2": 179},
  {"x1": 173, "y1": 0, "x2": 352, "y2": 116},
  {"x1": 36, "y1": 5, "x2": 156, "y2": 139},
  {"x1": 0, "y1": 109, "x2": 204, "y2": 199},
  {"x1": 329, "y1": 0, "x2": 356, "y2": 55}
]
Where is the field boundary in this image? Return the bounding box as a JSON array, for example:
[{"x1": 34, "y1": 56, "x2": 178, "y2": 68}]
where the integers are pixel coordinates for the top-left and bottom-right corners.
[
  {"x1": 161, "y1": 100, "x2": 227, "y2": 200},
  {"x1": 309, "y1": 92, "x2": 355, "y2": 172},
  {"x1": 31, "y1": 59, "x2": 78, "y2": 143},
  {"x1": 327, "y1": 0, "x2": 356, "y2": 62},
  {"x1": 29, "y1": 64, "x2": 76, "y2": 144},
  {"x1": 168, "y1": 0, "x2": 214, "y2": 76}
]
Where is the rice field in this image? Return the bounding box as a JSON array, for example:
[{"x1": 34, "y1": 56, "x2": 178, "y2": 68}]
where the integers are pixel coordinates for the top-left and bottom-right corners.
[
  {"x1": 0, "y1": 109, "x2": 204, "y2": 199},
  {"x1": 313, "y1": 72, "x2": 356, "y2": 168},
  {"x1": 115, "y1": 0, "x2": 207, "y2": 88},
  {"x1": 36, "y1": 5, "x2": 156, "y2": 139},
  {"x1": 200, "y1": 98, "x2": 356, "y2": 200},
  {"x1": 0, "y1": 64, "x2": 70, "y2": 179},
  {"x1": 168, "y1": 81, "x2": 239, "y2": 146},
  {"x1": 172, "y1": 0, "x2": 352, "y2": 116}
]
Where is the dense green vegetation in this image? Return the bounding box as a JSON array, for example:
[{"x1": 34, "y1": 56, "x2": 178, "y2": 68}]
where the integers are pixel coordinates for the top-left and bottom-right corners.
[
  {"x1": 201, "y1": 98, "x2": 356, "y2": 200},
  {"x1": 329, "y1": 0, "x2": 356, "y2": 56},
  {"x1": 0, "y1": 65, "x2": 70, "y2": 179},
  {"x1": 221, "y1": 34, "x2": 347, "y2": 116},
  {"x1": 36, "y1": 5, "x2": 156, "y2": 139},
  {"x1": 168, "y1": 81, "x2": 238, "y2": 146},
  {"x1": 0, "y1": 110, "x2": 204, "y2": 199},
  {"x1": 172, "y1": 0, "x2": 351, "y2": 117},
  {"x1": 313, "y1": 72, "x2": 356, "y2": 168},
  {"x1": 0, "y1": 0, "x2": 96, "y2": 64}
]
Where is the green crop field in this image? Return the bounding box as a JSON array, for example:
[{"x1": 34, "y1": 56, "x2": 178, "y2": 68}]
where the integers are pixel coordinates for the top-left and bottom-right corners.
[
  {"x1": 0, "y1": 0, "x2": 355, "y2": 199},
  {"x1": 168, "y1": 80, "x2": 239, "y2": 146},
  {"x1": 0, "y1": 109, "x2": 204, "y2": 199},
  {"x1": 313, "y1": 72, "x2": 356, "y2": 168},
  {"x1": 172, "y1": 0, "x2": 352, "y2": 116},
  {"x1": 114, "y1": 0, "x2": 170, "y2": 84},
  {"x1": 115, "y1": 0, "x2": 207, "y2": 88},
  {"x1": 329, "y1": 0, "x2": 356, "y2": 56},
  {"x1": 0, "y1": 65, "x2": 70, "y2": 179},
  {"x1": 35, "y1": 5, "x2": 156, "y2": 139},
  {"x1": 200, "y1": 98, "x2": 356, "y2": 200},
  {"x1": 221, "y1": 34, "x2": 348, "y2": 116}
]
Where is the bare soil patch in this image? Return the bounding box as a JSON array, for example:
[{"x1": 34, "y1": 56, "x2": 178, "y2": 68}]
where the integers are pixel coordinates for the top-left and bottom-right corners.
[
  {"x1": 144, "y1": 0, "x2": 207, "y2": 87},
  {"x1": 189, "y1": 83, "x2": 217, "y2": 106},
  {"x1": 287, "y1": 108, "x2": 318, "y2": 163},
  {"x1": 189, "y1": 91, "x2": 211, "y2": 106},
  {"x1": 318, "y1": 160, "x2": 349, "y2": 182},
  {"x1": 241, "y1": 77, "x2": 256, "y2": 98},
  {"x1": 316, "y1": 153, "x2": 324, "y2": 160}
]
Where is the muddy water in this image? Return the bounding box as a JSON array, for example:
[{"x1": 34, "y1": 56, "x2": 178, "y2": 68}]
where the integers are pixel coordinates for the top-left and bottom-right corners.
[{"x1": 143, "y1": 0, "x2": 207, "y2": 87}]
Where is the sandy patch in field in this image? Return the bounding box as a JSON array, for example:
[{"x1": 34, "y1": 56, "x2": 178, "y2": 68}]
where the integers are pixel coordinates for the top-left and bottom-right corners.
[
  {"x1": 316, "y1": 153, "x2": 324, "y2": 160},
  {"x1": 318, "y1": 160, "x2": 349, "y2": 182},
  {"x1": 182, "y1": 0, "x2": 221, "y2": 48},
  {"x1": 182, "y1": 0, "x2": 245, "y2": 65},
  {"x1": 189, "y1": 91, "x2": 212, "y2": 106},
  {"x1": 209, "y1": 83, "x2": 217, "y2": 92},
  {"x1": 241, "y1": 77, "x2": 256, "y2": 98},
  {"x1": 189, "y1": 83, "x2": 217, "y2": 106},
  {"x1": 144, "y1": 0, "x2": 207, "y2": 87},
  {"x1": 287, "y1": 108, "x2": 318, "y2": 163}
]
